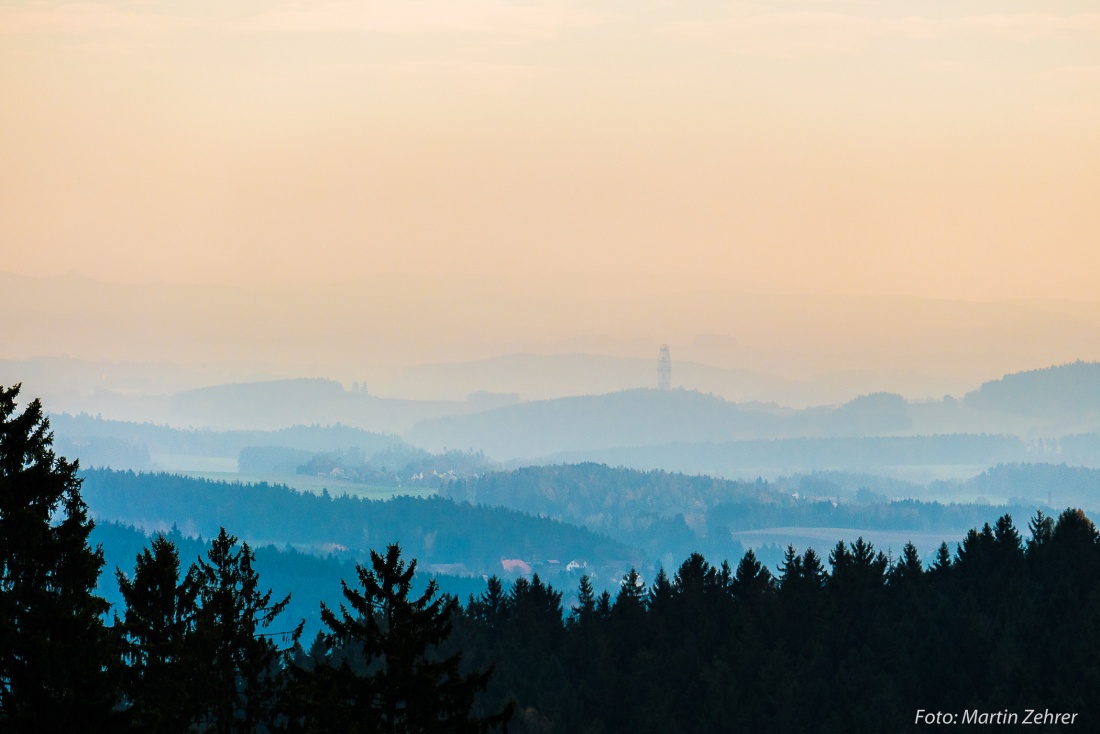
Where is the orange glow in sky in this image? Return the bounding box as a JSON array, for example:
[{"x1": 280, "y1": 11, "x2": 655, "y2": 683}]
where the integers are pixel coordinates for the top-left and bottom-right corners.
[
  {"x1": 2, "y1": 2, "x2": 1100, "y2": 383},
  {"x1": 3, "y1": 1, "x2": 1098, "y2": 300}
]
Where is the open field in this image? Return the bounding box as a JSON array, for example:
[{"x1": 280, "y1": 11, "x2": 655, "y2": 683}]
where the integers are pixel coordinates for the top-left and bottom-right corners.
[{"x1": 171, "y1": 470, "x2": 437, "y2": 500}]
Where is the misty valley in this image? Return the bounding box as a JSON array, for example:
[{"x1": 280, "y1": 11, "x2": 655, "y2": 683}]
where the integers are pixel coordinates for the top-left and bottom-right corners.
[{"x1": 4, "y1": 361, "x2": 1100, "y2": 730}]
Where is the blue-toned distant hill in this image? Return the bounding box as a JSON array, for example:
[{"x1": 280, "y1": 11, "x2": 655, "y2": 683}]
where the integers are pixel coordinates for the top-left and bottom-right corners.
[
  {"x1": 405, "y1": 386, "x2": 1054, "y2": 463},
  {"x1": 49, "y1": 413, "x2": 406, "y2": 470},
  {"x1": 167, "y1": 378, "x2": 487, "y2": 432},
  {"x1": 965, "y1": 463, "x2": 1100, "y2": 509},
  {"x1": 53, "y1": 366, "x2": 1100, "y2": 483},
  {"x1": 530, "y1": 434, "x2": 1027, "y2": 479},
  {"x1": 406, "y1": 363, "x2": 1100, "y2": 464},
  {"x1": 80, "y1": 469, "x2": 638, "y2": 576},
  {"x1": 407, "y1": 388, "x2": 784, "y2": 459},
  {"x1": 963, "y1": 360, "x2": 1100, "y2": 417},
  {"x1": 441, "y1": 463, "x2": 1060, "y2": 572},
  {"x1": 407, "y1": 387, "x2": 924, "y2": 460},
  {"x1": 444, "y1": 463, "x2": 784, "y2": 534},
  {"x1": 54, "y1": 433, "x2": 158, "y2": 472}
]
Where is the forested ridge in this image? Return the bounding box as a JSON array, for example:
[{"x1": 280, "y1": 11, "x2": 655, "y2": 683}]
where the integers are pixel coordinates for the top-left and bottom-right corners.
[
  {"x1": 445, "y1": 463, "x2": 1066, "y2": 540},
  {"x1": 6, "y1": 385, "x2": 1100, "y2": 732},
  {"x1": 81, "y1": 468, "x2": 637, "y2": 575},
  {"x1": 452, "y1": 509, "x2": 1100, "y2": 732},
  {"x1": 23, "y1": 505, "x2": 1100, "y2": 731},
  {"x1": 49, "y1": 412, "x2": 405, "y2": 460},
  {"x1": 84, "y1": 466, "x2": 1068, "y2": 589}
]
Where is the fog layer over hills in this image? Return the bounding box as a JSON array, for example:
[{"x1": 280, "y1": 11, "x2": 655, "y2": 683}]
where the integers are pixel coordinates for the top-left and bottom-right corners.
[
  {"x1": 32, "y1": 362, "x2": 1100, "y2": 483},
  {"x1": 6, "y1": 270, "x2": 1100, "y2": 406}
]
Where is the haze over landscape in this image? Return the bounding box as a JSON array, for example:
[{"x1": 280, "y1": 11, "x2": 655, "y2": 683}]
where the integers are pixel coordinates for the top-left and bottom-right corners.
[
  {"x1": 4, "y1": 1, "x2": 1100, "y2": 409},
  {"x1": 3, "y1": 1, "x2": 1100, "y2": 731}
]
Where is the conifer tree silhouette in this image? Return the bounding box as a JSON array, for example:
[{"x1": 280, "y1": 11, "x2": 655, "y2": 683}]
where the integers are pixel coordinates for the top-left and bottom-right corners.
[
  {"x1": 0, "y1": 385, "x2": 117, "y2": 731},
  {"x1": 305, "y1": 543, "x2": 509, "y2": 733},
  {"x1": 115, "y1": 534, "x2": 201, "y2": 731}
]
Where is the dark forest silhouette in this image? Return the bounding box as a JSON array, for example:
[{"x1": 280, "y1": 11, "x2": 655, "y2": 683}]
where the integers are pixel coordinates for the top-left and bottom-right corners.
[{"x1": 4, "y1": 384, "x2": 1099, "y2": 732}]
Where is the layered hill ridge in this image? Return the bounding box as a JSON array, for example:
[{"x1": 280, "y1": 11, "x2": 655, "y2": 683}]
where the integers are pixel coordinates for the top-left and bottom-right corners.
[
  {"x1": 963, "y1": 360, "x2": 1100, "y2": 417},
  {"x1": 406, "y1": 362, "x2": 1100, "y2": 461},
  {"x1": 32, "y1": 361, "x2": 1100, "y2": 483}
]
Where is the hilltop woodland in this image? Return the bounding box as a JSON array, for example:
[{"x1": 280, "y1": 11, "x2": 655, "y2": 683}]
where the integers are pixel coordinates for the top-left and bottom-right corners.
[{"x1": 4, "y1": 384, "x2": 1100, "y2": 732}]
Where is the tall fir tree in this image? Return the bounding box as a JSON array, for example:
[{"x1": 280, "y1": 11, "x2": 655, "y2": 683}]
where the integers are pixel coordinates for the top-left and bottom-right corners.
[
  {"x1": 466, "y1": 575, "x2": 509, "y2": 635},
  {"x1": 612, "y1": 568, "x2": 648, "y2": 626},
  {"x1": 570, "y1": 574, "x2": 597, "y2": 628},
  {"x1": 115, "y1": 534, "x2": 201, "y2": 732},
  {"x1": 191, "y1": 528, "x2": 300, "y2": 733},
  {"x1": 0, "y1": 384, "x2": 118, "y2": 731},
  {"x1": 731, "y1": 549, "x2": 774, "y2": 603},
  {"x1": 929, "y1": 541, "x2": 953, "y2": 575},
  {"x1": 305, "y1": 543, "x2": 509, "y2": 733},
  {"x1": 887, "y1": 542, "x2": 924, "y2": 585}
]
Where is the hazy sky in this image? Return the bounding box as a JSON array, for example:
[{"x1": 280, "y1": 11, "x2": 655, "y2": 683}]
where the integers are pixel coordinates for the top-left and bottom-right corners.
[{"x1": 3, "y1": 0, "x2": 1098, "y2": 303}]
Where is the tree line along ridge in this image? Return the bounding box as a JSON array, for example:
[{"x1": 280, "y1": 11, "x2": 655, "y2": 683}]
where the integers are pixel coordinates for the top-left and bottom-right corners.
[{"x1": 3, "y1": 383, "x2": 1100, "y2": 732}]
